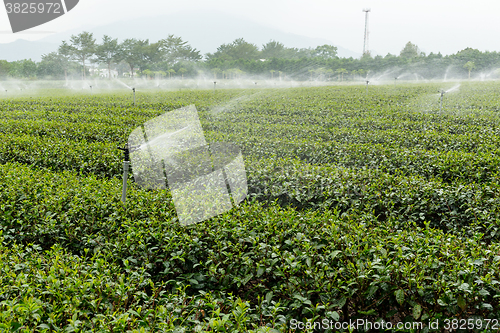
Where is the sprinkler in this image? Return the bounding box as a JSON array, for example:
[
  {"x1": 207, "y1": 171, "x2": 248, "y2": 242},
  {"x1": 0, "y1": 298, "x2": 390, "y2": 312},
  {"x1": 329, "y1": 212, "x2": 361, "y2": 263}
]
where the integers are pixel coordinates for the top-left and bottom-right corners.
[
  {"x1": 117, "y1": 144, "x2": 140, "y2": 204},
  {"x1": 132, "y1": 87, "x2": 136, "y2": 106},
  {"x1": 90, "y1": 85, "x2": 92, "y2": 93},
  {"x1": 213, "y1": 81, "x2": 216, "y2": 93},
  {"x1": 439, "y1": 89, "x2": 445, "y2": 112},
  {"x1": 365, "y1": 80, "x2": 369, "y2": 94},
  {"x1": 117, "y1": 144, "x2": 131, "y2": 204},
  {"x1": 394, "y1": 77, "x2": 398, "y2": 86}
]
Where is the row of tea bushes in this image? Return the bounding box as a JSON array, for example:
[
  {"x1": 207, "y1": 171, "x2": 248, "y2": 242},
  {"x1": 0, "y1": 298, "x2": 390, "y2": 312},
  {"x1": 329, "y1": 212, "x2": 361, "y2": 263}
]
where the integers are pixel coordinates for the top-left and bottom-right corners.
[
  {"x1": 1, "y1": 162, "x2": 500, "y2": 329},
  {"x1": 0, "y1": 234, "x2": 285, "y2": 332}
]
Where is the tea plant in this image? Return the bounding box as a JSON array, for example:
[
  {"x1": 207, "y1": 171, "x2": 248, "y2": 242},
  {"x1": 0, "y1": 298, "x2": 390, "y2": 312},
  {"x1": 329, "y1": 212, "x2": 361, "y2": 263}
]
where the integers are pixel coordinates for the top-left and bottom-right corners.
[{"x1": 1, "y1": 82, "x2": 500, "y2": 331}]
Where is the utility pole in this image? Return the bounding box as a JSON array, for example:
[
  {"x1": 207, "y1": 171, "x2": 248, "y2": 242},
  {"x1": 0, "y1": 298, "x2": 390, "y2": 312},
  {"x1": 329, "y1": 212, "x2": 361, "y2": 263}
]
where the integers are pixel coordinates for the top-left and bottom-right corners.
[{"x1": 363, "y1": 9, "x2": 371, "y2": 56}]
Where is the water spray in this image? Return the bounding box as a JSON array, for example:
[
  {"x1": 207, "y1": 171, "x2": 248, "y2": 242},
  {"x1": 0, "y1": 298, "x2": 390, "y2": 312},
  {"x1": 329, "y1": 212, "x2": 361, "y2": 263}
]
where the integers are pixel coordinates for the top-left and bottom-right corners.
[
  {"x1": 439, "y1": 89, "x2": 445, "y2": 112},
  {"x1": 438, "y1": 85, "x2": 460, "y2": 112}
]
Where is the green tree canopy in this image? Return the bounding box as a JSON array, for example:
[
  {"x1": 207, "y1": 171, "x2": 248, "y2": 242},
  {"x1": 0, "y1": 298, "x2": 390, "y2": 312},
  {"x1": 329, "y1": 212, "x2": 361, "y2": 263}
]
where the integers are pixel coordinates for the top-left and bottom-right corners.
[
  {"x1": 121, "y1": 38, "x2": 149, "y2": 77},
  {"x1": 9, "y1": 59, "x2": 37, "y2": 78},
  {"x1": 463, "y1": 61, "x2": 476, "y2": 79},
  {"x1": 68, "y1": 31, "x2": 96, "y2": 80},
  {"x1": 95, "y1": 35, "x2": 122, "y2": 80},
  {"x1": 159, "y1": 35, "x2": 201, "y2": 65},
  {"x1": 57, "y1": 40, "x2": 73, "y2": 81},
  {"x1": 0, "y1": 60, "x2": 10, "y2": 78},
  {"x1": 400, "y1": 41, "x2": 420, "y2": 59},
  {"x1": 207, "y1": 38, "x2": 260, "y2": 61},
  {"x1": 38, "y1": 52, "x2": 65, "y2": 78},
  {"x1": 313, "y1": 44, "x2": 338, "y2": 59},
  {"x1": 261, "y1": 40, "x2": 287, "y2": 59}
]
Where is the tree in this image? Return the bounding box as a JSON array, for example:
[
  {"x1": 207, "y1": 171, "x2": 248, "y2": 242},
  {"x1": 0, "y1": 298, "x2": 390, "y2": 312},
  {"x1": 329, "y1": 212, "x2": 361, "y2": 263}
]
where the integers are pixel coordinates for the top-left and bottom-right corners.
[
  {"x1": 143, "y1": 42, "x2": 164, "y2": 66},
  {"x1": 95, "y1": 35, "x2": 122, "y2": 80},
  {"x1": 206, "y1": 38, "x2": 260, "y2": 61},
  {"x1": 314, "y1": 45, "x2": 338, "y2": 59},
  {"x1": 357, "y1": 69, "x2": 367, "y2": 79},
  {"x1": 400, "y1": 42, "x2": 420, "y2": 60},
  {"x1": 9, "y1": 59, "x2": 37, "y2": 78},
  {"x1": 211, "y1": 68, "x2": 220, "y2": 79},
  {"x1": 68, "y1": 32, "x2": 96, "y2": 80},
  {"x1": 326, "y1": 68, "x2": 333, "y2": 80},
  {"x1": 270, "y1": 69, "x2": 275, "y2": 79},
  {"x1": 156, "y1": 70, "x2": 166, "y2": 80},
  {"x1": 336, "y1": 68, "x2": 348, "y2": 81},
  {"x1": 142, "y1": 69, "x2": 154, "y2": 79},
  {"x1": 463, "y1": 61, "x2": 476, "y2": 79},
  {"x1": 159, "y1": 35, "x2": 201, "y2": 65},
  {"x1": 455, "y1": 48, "x2": 482, "y2": 62},
  {"x1": 38, "y1": 52, "x2": 65, "y2": 78},
  {"x1": 262, "y1": 40, "x2": 286, "y2": 59},
  {"x1": 121, "y1": 39, "x2": 149, "y2": 78},
  {"x1": 58, "y1": 41, "x2": 73, "y2": 81},
  {"x1": 308, "y1": 69, "x2": 315, "y2": 80},
  {"x1": 178, "y1": 67, "x2": 187, "y2": 79},
  {"x1": 0, "y1": 60, "x2": 10, "y2": 78}
]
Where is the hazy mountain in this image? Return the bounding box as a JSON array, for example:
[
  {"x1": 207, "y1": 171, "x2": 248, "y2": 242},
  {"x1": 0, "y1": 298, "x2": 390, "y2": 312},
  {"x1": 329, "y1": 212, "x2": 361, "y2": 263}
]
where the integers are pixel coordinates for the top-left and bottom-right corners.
[
  {"x1": 0, "y1": 10, "x2": 360, "y2": 61},
  {"x1": 0, "y1": 39, "x2": 59, "y2": 62}
]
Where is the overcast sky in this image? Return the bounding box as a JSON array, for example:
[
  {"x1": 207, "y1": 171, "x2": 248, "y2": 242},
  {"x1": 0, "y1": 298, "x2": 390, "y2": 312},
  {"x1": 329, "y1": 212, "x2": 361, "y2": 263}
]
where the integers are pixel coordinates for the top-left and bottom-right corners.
[{"x1": 0, "y1": 0, "x2": 498, "y2": 56}]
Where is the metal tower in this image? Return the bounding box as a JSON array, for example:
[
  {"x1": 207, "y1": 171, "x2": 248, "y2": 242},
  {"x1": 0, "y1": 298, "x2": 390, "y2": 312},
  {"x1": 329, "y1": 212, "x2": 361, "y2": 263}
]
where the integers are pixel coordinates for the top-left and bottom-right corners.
[{"x1": 362, "y1": 9, "x2": 371, "y2": 55}]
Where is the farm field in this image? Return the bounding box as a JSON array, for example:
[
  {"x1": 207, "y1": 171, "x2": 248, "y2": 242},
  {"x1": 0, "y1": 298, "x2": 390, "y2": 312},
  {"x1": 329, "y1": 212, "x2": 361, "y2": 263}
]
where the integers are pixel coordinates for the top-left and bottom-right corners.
[{"x1": 2, "y1": 82, "x2": 500, "y2": 331}]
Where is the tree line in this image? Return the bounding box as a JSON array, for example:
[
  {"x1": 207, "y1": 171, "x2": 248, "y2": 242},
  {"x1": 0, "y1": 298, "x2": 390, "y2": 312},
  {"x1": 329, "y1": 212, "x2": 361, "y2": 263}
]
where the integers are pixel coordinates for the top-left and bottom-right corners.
[{"x1": 1, "y1": 33, "x2": 500, "y2": 81}]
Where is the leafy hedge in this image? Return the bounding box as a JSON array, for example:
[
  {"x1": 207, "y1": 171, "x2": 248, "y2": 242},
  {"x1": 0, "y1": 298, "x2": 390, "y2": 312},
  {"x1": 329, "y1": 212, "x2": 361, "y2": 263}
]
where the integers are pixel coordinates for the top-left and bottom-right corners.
[
  {"x1": 1, "y1": 162, "x2": 500, "y2": 331},
  {"x1": 1, "y1": 83, "x2": 500, "y2": 330}
]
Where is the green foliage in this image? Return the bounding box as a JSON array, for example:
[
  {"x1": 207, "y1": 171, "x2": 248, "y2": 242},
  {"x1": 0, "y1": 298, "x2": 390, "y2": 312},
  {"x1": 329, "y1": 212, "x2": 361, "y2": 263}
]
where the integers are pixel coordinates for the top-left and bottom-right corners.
[
  {"x1": 37, "y1": 52, "x2": 66, "y2": 79},
  {"x1": 8, "y1": 59, "x2": 37, "y2": 79},
  {"x1": 206, "y1": 38, "x2": 261, "y2": 62},
  {"x1": 121, "y1": 38, "x2": 150, "y2": 77},
  {"x1": 5, "y1": 34, "x2": 500, "y2": 80},
  {"x1": 464, "y1": 61, "x2": 476, "y2": 78},
  {"x1": 400, "y1": 41, "x2": 421, "y2": 59},
  {"x1": 95, "y1": 35, "x2": 122, "y2": 79},
  {"x1": 313, "y1": 45, "x2": 338, "y2": 59},
  {"x1": 68, "y1": 31, "x2": 97, "y2": 79},
  {"x1": 159, "y1": 35, "x2": 202, "y2": 64},
  {"x1": 1, "y1": 83, "x2": 500, "y2": 330}
]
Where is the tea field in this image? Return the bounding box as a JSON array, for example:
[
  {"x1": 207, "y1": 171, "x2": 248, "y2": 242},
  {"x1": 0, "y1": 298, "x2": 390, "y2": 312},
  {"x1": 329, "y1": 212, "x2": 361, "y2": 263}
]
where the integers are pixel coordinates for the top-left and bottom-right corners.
[{"x1": 2, "y1": 82, "x2": 500, "y2": 332}]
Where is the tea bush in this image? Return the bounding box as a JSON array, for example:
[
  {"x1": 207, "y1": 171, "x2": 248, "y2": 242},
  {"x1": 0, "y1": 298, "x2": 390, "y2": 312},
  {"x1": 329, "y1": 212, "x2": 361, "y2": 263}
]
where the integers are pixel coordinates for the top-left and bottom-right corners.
[{"x1": 1, "y1": 82, "x2": 500, "y2": 331}]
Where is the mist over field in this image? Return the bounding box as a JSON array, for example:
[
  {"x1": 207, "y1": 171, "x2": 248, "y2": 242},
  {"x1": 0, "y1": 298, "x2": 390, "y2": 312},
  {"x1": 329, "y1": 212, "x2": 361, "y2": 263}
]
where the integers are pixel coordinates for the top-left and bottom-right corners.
[{"x1": 0, "y1": 32, "x2": 499, "y2": 85}]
